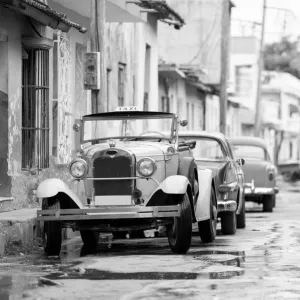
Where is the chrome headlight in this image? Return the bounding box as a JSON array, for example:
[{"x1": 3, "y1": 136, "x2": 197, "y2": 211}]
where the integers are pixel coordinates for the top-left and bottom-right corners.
[
  {"x1": 68, "y1": 159, "x2": 89, "y2": 179},
  {"x1": 137, "y1": 158, "x2": 157, "y2": 177}
]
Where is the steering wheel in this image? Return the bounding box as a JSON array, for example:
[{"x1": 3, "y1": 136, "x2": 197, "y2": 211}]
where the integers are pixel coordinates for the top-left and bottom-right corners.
[{"x1": 139, "y1": 131, "x2": 167, "y2": 138}]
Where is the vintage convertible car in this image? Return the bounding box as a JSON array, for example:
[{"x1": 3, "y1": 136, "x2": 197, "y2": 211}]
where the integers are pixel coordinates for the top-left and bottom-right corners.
[
  {"x1": 179, "y1": 131, "x2": 246, "y2": 235},
  {"x1": 36, "y1": 108, "x2": 218, "y2": 256},
  {"x1": 229, "y1": 137, "x2": 279, "y2": 212}
]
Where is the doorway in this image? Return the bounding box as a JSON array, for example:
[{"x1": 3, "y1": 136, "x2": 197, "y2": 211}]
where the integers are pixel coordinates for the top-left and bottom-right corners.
[{"x1": 0, "y1": 38, "x2": 11, "y2": 197}]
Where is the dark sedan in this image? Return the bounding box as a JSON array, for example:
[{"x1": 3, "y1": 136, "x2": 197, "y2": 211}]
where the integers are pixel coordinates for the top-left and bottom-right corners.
[{"x1": 179, "y1": 131, "x2": 246, "y2": 235}]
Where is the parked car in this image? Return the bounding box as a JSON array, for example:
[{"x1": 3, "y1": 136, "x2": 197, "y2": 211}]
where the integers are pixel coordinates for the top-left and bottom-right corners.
[
  {"x1": 229, "y1": 137, "x2": 279, "y2": 212},
  {"x1": 36, "y1": 108, "x2": 218, "y2": 256},
  {"x1": 179, "y1": 131, "x2": 246, "y2": 235}
]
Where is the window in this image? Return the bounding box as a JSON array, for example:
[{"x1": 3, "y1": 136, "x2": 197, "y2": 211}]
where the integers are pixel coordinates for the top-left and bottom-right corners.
[
  {"x1": 235, "y1": 65, "x2": 252, "y2": 96},
  {"x1": 118, "y1": 63, "x2": 126, "y2": 106},
  {"x1": 161, "y1": 96, "x2": 170, "y2": 112},
  {"x1": 290, "y1": 141, "x2": 293, "y2": 159},
  {"x1": 22, "y1": 48, "x2": 50, "y2": 170}
]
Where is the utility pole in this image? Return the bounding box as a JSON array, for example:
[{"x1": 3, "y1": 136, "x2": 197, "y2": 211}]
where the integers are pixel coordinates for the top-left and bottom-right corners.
[
  {"x1": 254, "y1": 0, "x2": 267, "y2": 137},
  {"x1": 89, "y1": 0, "x2": 107, "y2": 113},
  {"x1": 220, "y1": 0, "x2": 230, "y2": 135}
]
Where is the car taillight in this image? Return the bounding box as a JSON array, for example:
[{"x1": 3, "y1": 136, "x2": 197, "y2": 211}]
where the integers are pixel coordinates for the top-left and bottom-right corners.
[{"x1": 268, "y1": 172, "x2": 274, "y2": 181}]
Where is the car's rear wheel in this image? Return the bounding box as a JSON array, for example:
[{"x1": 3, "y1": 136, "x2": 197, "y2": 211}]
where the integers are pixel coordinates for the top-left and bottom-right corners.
[
  {"x1": 80, "y1": 230, "x2": 99, "y2": 249},
  {"x1": 263, "y1": 195, "x2": 273, "y2": 212},
  {"x1": 198, "y1": 187, "x2": 217, "y2": 243},
  {"x1": 221, "y1": 211, "x2": 237, "y2": 235},
  {"x1": 236, "y1": 195, "x2": 246, "y2": 229},
  {"x1": 167, "y1": 193, "x2": 192, "y2": 254},
  {"x1": 43, "y1": 198, "x2": 62, "y2": 256}
]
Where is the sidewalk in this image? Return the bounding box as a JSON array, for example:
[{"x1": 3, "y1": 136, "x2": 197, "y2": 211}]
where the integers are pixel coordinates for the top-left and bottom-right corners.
[{"x1": 0, "y1": 209, "x2": 38, "y2": 256}]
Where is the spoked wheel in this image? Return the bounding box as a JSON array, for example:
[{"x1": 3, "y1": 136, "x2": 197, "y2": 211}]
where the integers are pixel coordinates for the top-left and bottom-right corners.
[
  {"x1": 221, "y1": 211, "x2": 237, "y2": 235},
  {"x1": 42, "y1": 198, "x2": 62, "y2": 256},
  {"x1": 167, "y1": 193, "x2": 192, "y2": 254},
  {"x1": 80, "y1": 231, "x2": 99, "y2": 249},
  {"x1": 198, "y1": 187, "x2": 217, "y2": 243}
]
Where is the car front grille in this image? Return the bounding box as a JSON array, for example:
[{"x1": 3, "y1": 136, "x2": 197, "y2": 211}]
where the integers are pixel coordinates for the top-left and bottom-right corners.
[{"x1": 93, "y1": 149, "x2": 134, "y2": 196}]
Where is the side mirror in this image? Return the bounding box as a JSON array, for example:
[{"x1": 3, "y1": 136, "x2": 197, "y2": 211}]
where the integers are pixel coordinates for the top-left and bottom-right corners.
[
  {"x1": 237, "y1": 158, "x2": 245, "y2": 166},
  {"x1": 179, "y1": 120, "x2": 188, "y2": 127},
  {"x1": 73, "y1": 123, "x2": 81, "y2": 132}
]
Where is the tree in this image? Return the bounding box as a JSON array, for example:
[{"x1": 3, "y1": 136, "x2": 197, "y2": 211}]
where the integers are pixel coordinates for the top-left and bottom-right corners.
[{"x1": 264, "y1": 37, "x2": 300, "y2": 80}]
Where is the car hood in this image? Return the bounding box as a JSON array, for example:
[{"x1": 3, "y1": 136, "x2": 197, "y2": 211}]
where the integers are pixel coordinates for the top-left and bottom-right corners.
[
  {"x1": 242, "y1": 159, "x2": 273, "y2": 186},
  {"x1": 83, "y1": 141, "x2": 168, "y2": 159}
]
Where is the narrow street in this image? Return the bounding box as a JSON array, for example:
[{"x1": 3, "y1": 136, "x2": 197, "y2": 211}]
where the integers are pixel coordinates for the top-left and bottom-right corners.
[{"x1": 1, "y1": 181, "x2": 300, "y2": 300}]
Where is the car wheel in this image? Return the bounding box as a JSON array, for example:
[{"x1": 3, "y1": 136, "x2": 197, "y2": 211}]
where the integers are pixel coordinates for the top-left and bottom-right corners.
[
  {"x1": 43, "y1": 198, "x2": 62, "y2": 256},
  {"x1": 198, "y1": 187, "x2": 217, "y2": 243},
  {"x1": 236, "y1": 197, "x2": 246, "y2": 229},
  {"x1": 167, "y1": 193, "x2": 192, "y2": 254},
  {"x1": 263, "y1": 195, "x2": 273, "y2": 212},
  {"x1": 221, "y1": 211, "x2": 237, "y2": 235},
  {"x1": 80, "y1": 231, "x2": 99, "y2": 249}
]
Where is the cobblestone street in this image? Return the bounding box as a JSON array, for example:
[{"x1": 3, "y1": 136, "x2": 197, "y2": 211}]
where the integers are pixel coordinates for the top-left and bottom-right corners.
[{"x1": 0, "y1": 182, "x2": 300, "y2": 299}]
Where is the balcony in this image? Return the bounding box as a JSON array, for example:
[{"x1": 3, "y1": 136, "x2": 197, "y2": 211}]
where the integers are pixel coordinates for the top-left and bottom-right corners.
[{"x1": 282, "y1": 118, "x2": 300, "y2": 135}]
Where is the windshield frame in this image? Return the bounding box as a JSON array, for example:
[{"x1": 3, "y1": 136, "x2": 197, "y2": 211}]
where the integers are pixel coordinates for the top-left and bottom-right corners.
[
  {"x1": 81, "y1": 113, "x2": 176, "y2": 144},
  {"x1": 179, "y1": 135, "x2": 229, "y2": 162}
]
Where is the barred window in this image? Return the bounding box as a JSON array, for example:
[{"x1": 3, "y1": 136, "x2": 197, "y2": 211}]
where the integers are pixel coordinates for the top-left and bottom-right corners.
[{"x1": 22, "y1": 48, "x2": 50, "y2": 170}]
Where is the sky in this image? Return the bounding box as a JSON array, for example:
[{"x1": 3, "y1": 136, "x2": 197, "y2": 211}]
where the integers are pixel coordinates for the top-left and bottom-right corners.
[{"x1": 231, "y1": 0, "x2": 300, "y2": 43}]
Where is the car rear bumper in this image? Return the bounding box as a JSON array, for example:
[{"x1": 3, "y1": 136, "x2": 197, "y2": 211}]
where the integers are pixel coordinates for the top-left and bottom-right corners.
[
  {"x1": 244, "y1": 186, "x2": 279, "y2": 195},
  {"x1": 37, "y1": 205, "x2": 181, "y2": 221},
  {"x1": 217, "y1": 200, "x2": 237, "y2": 213}
]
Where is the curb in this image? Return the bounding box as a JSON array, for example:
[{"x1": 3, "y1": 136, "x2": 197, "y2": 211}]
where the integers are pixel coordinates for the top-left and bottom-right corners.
[
  {"x1": 0, "y1": 209, "x2": 38, "y2": 256},
  {"x1": 0, "y1": 209, "x2": 80, "y2": 256}
]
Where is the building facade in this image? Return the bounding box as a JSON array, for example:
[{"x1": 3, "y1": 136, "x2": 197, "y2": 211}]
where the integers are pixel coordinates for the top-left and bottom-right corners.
[{"x1": 0, "y1": 0, "x2": 184, "y2": 210}]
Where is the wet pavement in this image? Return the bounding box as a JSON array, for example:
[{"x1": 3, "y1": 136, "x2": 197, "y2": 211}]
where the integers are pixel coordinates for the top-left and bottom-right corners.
[{"x1": 1, "y1": 183, "x2": 300, "y2": 299}]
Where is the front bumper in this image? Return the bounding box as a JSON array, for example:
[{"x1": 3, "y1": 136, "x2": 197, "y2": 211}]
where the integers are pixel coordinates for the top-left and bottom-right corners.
[
  {"x1": 37, "y1": 205, "x2": 181, "y2": 221},
  {"x1": 217, "y1": 200, "x2": 237, "y2": 212}
]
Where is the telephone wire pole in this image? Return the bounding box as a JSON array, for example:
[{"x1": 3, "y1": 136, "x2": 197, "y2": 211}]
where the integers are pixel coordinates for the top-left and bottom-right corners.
[{"x1": 254, "y1": 0, "x2": 267, "y2": 137}]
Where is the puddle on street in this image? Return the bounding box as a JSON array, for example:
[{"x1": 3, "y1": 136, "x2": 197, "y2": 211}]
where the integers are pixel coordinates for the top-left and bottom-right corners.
[{"x1": 45, "y1": 268, "x2": 244, "y2": 281}]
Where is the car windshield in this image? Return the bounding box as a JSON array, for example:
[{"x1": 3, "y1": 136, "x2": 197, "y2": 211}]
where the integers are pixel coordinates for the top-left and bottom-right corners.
[
  {"x1": 232, "y1": 145, "x2": 265, "y2": 160},
  {"x1": 82, "y1": 115, "x2": 174, "y2": 143},
  {"x1": 180, "y1": 137, "x2": 226, "y2": 161}
]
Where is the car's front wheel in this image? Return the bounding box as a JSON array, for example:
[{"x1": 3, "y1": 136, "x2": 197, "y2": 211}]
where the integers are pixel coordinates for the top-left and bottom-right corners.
[
  {"x1": 221, "y1": 211, "x2": 237, "y2": 235},
  {"x1": 167, "y1": 193, "x2": 192, "y2": 254},
  {"x1": 198, "y1": 187, "x2": 217, "y2": 243},
  {"x1": 42, "y1": 198, "x2": 62, "y2": 256}
]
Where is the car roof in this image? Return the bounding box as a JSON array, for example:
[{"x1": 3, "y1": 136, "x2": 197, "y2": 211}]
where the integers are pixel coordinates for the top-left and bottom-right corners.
[
  {"x1": 83, "y1": 111, "x2": 175, "y2": 118},
  {"x1": 229, "y1": 136, "x2": 268, "y2": 149},
  {"x1": 178, "y1": 131, "x2": 226, "y2": 141}
]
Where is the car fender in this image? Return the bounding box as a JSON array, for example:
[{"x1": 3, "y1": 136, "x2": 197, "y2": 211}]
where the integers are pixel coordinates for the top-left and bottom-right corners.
[
  {"x1": 36, "y1": 178, "x2": 84, "y2": 209},
  {"x1": 195, "y1": 168, "x2": 213, "y2": 222},
  {"x1": 157, "y1": 175, "x2": 191, "y2": 194}
]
